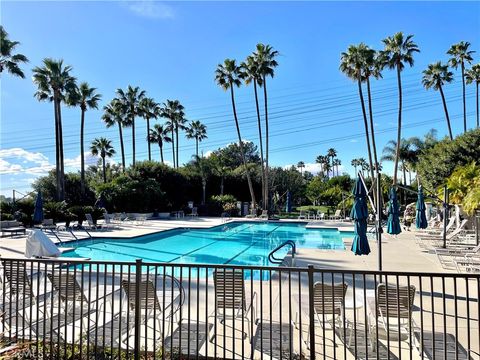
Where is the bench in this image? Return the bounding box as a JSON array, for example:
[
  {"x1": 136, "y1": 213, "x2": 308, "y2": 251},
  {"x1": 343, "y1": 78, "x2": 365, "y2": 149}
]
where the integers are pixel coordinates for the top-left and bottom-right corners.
[{"x1": 0, "y1": 220, "x2": 27, "y2": 237}]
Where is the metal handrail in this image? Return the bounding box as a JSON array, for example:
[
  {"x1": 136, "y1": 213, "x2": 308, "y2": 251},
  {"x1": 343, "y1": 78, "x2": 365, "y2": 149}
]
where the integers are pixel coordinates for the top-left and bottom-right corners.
[{"x1": 268, "y1": 240, "x2": 296, "y2": 264}]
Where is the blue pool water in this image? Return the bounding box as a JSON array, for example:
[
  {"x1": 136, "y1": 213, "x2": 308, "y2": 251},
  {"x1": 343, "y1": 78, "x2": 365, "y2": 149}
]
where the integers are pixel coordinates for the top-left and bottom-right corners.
[{"x1": 61, "y1": 222, "x2": 351, "y2": 267}]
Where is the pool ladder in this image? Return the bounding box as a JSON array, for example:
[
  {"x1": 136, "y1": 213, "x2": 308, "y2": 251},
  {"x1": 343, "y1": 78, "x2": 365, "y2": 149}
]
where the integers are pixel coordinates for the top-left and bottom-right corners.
[{"x1": 268, "y1": 240, "x2": 296, "y2": 265}]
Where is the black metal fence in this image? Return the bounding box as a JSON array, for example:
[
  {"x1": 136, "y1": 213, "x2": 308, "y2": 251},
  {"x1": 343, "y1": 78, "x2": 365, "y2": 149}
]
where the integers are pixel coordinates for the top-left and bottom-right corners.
[{"x1": 0, "y1": 258, "x2": 479, "y2": 359}]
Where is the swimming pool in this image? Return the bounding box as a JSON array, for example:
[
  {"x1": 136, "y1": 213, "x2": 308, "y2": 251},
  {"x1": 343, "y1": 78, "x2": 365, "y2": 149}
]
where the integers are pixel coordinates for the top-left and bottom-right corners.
[{"x1": 61, "y1": 222, "x2": 351, "y2": 267}]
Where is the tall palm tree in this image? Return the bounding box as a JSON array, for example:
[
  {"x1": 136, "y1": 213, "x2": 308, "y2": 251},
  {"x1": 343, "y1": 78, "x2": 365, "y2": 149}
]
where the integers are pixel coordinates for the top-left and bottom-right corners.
[
  {"x1": 351, "y1": 158, "x2": 360, "y2": 175},
  {"x1": 32, "y1": 58, "x2": 76, "y2": 201},
  {"x1": 116, "y1": 86, "x2": 146, "y2": 166},
  {"x1": 381, "y1": 32, "x2": 419, "y2": 185},
  {"x1": 297, "y1": 161, "x2": 305, "y2": 176},
  {"x1": 381, "y1": 139, "x2": 418, "y2": 186},
  {"x1": 186, "y1": 120, "x2": 207, "y2": 157},
  {"x1": 215, "y1": 59, "x2": 256, "y2": 209},
  {"x1": 253, "y1": 44, "x2": 279, "y2": 211},
  {"x1": 447, "y1": 41, "x2": 475, "y2": 132},
  {"x1": 0, "y1": 26, "x2": 28, "y2": 78},
  {"x1": 102, "y1": 99, "x2": 129, "y2": 171},
  {"x1": 240, "y1": 55, "x2": 266, "y2": 208},
  {"x1": 422, "y1": 62, "x2": 454, "y2": 140},
  {"x1": 148, "y1": 124, "x2": 172, "y2": 164},
  {"x1": 191, "y1": 155, "x2": 211, "y2": 205},
  {"x1": 465, "y1": 63, "x2": 480, "y2": 128},
  {"x1": 340, "y1": 44, "x2": 375, "y2": 183},
  {"x1": 315, "y1": 155, "x2": 327, "y2": 177},
  {"x1": 333, "y1": 158, "x2": 341, "y2": 177},
  {"x1": 357, "y1": 158, "x2": 368, "y2": 178},
  {"x1": 68, "y1": 82, "x2": 101, "y2": 198},
  {"x1": 90, "y1": 137, "x2": 115, "y2": 183},
  {"x1": 327, "y1": 148, "x2": 337, "y2": 178},
  {"x1": 139, "y1": 97, "x2": 160, "y2": 161},
  {"x1": 161, "y1": 100, "x2": 185, "y2": 168}
]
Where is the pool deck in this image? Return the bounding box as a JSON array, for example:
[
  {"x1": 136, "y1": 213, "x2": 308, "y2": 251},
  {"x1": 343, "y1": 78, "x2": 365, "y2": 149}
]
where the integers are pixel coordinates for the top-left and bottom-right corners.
[{"x1": 0, "y1": 217, "x2": 448, "y2": 273}]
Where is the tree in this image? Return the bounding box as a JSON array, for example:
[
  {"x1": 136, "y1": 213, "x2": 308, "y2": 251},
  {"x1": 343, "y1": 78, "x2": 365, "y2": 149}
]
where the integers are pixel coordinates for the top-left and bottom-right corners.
[
  {"x1": 381, "y1": 139, "x2": 419, "y2": 186},
  {"x1": 215, "y1": 59, "x2": 257, "y2": 208},
  {"x1": 139, "y1": 97, "x2": 161, "y2": 161},
  {"x1": 90, "y1": 137, "x2": 115, "y2": 183},
  {"x1": 189, "y1": 155, "x2": 212, "y2": 205},
  {"x1": 68, "y1": 82, "x2": 101, "y2": 196},
  {"x1": 315, "y1": 155, "x2": 328, "y2": 178},
  {"x1": 422, "y1": 62, "x2": 454, "y2": 139},
  {"x1": 161, "y1": 100, "x2": 185, "y2": 168},
  {"x1": 340, "y1": 44, "x2": 376, "y2": 184},
  {"x1": 465, "y1": 63, "x2": 480, "y2": 128},
  {"x1": 333, "y1": 158, "x2": 341, "y2": 177},
  {"x1": 210, "y1": 153, "x2": 230, "y2": 195},
  {"x1": 186, "y1": 120, "x2": 207, "y2": 157},
  {"x1": 447, "y1": 41, "x2": 475, "y2": 132},
  {"x1": 381, "y1": 32, "x2": 420, "y2": 185},
  {"x1": 116, "y1": 86, "x2": 146, "y2": 166},
  {"x1": 102, "y1": 99, "x2": 129, "y2": 171},
  {"x1": 240, "y1": 55, "x2": 266, "y2": 209},
  {"x1": 212, "y1": 142, "x2": 260, "y2": 169},
  {"x1": 357, "y1": 158, "x2": 368, "y2": 178},
  {"x1": 297, "y1": 161, "x2": 305, "y2": 176},
  {"x1": 148, "y1": 124, "x2": 172, "y2": 164},
  {"x1": 327, "y1": 148, "x2": 337, "y2": 177},
  {"x1": 32, "y1": 58, "x2": 77, "y2": 201},
  {"x1": 253, "y1": 44, "x2": 279, "y2": 211},
  {"x1": 0, "y1": 26, "x2": 28, "y2": 78}
]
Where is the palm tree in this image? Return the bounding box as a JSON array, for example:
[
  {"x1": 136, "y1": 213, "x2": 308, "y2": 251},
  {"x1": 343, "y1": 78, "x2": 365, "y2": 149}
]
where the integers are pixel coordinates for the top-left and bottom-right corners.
[
  {"x1": 327, "y1": 148, "x2": 337, "y2": 177},
  {"x1": 161, "y1": 100, "x2": 185, "y2": 168},
  {"x1": 148, "y1": 124, "x2": 172, "y2": 164},
  {"x1": 90, "y1": 137, "x2": 115, "y2": 183},
  {"x1": 32, "y1": 58, "x2": 76, "y2": 201},
  {"x1": 381, "y1": 139, "x2": 418, "y2": 186},
  {"x1": 253, "y1": 44, "x2": 279, "y2": 211},
  {"x1": 191, "y1": 155, "x2": 211, "y2": 205},
  {"x1": 186, "y1": 120, "x2": 207, "y2": 157},
  {"x1": 139, "y1": 97, "x2": 160, "y2": 161},
  {"x1": 340, "y1": 44, "x2": 376, "y2": 184},
  {"x1": 465, "y1": 63, "x2": 480, "y2": 128},
  {"x1": 297, "y1": 161, "x2": 305, "y2": 176},
  {"x1": 68, "y1": 82, "x2": 101, "y2": 197},
  {"x1": 315, "y1": 155, "x2": 327, "y2": 177},
  {"x1": 422, "y1": 62, "x2": 454, "y2": 139},
  {"x1": 116, "y1": 86, "x2": 146, "y2": 166},
  {"x1": 102, "y1": 99, "x2": 129, "y2": 171},
  {"x1": 240, "y1": 55, "x2": 266, "y2": 208},
  {"x1": 381, "y1": 32, "x2": 420, "y2": 185},
  {"x1": 351, "y1": 158, "x2": 360, "y2": 175},
  {"x1": 333, "y1": 158, "x2": 341, "y2": 177},
  {"x1": 357, "y1": 158, "x2": 368, "y2": 178},
  {"x1": 215, "y1": 59, "x2": 256, "y2": 209},
  {"x1": 447, "y1": 41, "x2": 475, "y2": 132},
  {"x1": 0, "y1": 26, "x2": 28, "y2": 78}
]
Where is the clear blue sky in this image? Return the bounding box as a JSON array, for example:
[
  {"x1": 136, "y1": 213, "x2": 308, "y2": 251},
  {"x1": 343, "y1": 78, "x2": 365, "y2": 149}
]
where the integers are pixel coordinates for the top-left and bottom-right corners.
[{"x1": 1, "y1": 1, "x2": 479, "y2": 197}]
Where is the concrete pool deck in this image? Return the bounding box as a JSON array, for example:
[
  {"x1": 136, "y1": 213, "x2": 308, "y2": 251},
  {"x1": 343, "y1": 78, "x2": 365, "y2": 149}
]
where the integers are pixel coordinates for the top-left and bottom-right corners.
[{"x1": 0, "y1": 217, "x2": 448, "y2": 273}]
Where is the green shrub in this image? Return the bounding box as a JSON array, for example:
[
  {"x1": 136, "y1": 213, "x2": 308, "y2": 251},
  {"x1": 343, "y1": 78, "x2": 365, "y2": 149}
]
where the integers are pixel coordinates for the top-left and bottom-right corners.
[{"x1": 209, "y1": 194, "x2": 238, "y2": 216}]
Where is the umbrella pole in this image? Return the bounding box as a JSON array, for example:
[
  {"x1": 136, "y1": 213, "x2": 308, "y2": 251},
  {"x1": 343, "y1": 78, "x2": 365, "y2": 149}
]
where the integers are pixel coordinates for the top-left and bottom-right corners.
[
  {"x1": 443, "y1": 185, "x2": 449, "y2": 249},
  {"x1": 376, "y1": 171, "x2": 383, "y2": 271}
]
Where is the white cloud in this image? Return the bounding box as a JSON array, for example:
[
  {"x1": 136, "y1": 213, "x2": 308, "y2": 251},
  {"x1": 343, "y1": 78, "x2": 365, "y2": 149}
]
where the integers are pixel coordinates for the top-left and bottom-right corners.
[
  {"x1": 64, "y1": 152, "x2": 104, "y2": 170},
  {"x1": 122, "y1": 1, "x2": 175, "y2": 19},
  {"x1": 349, "y1": 139, "x2": 358, "y2": 143},
  {"x1": 204, "y1": 150, "x2": 213, "y2": 158},
  {"x1": 0, "y1": 148, "x2": 53, "y2": 175}
]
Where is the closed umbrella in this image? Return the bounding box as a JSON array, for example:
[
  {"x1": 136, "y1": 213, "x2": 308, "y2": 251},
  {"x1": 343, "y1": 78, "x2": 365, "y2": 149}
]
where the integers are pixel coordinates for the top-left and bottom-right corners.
[
  {"x1": 33, "y1": 191, "x2": 44, "y2": 224},
  {"x1": 387, "y1": 187, "x2": 402, "y2": 235},
  {"x1": 285, "y1": 191, "x2": 292, "y2": 213},
  {"x1": 415, "y1": 186, "x2": 428, "y2": 229},
  {"x1": 350, "y1": 177, "x2": 370, "y2": 255}
]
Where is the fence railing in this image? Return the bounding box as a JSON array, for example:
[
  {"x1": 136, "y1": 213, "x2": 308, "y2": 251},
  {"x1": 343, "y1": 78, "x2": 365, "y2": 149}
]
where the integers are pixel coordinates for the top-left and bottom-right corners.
[{"x1": 0, "y1": 258, "x2": 479, "y2": 359}]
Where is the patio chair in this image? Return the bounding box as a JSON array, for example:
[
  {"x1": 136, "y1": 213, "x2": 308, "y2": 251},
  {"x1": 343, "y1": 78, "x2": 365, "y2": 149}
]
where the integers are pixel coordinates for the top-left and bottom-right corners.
[
  {"x1": 259, "y1": 210, "x2": 269, "y2": 219},
  {"x1": 329, "y1": 209, "x2": 342, "y2": 221},
  {"x1": 39, "y1": 219, "x2": 57, "y2": 230},
  {"x1": 85, "y1": 213, "x2": 101, "y2": 231},
  {"x1": 416, "y1": 219, "x2": 469, "y2": 249},
  {"x1": 315, "y1": 211, "x2": 324, "y2": 220},
  {"x1": 368, "y1": 283, "x2": 416, "y2": 351},
  {"x1": 187, "y1": 207, "x2": 198, "y2": 218},
  {"x1": 436, "y1": 243, "x2": 480, "y2": 270},
  {"x1": 298, "y1": 211, "x2": 306, "y2": 220},
  {"x1": 209, "y1": 269, "x2": 257, "y2": 343}
]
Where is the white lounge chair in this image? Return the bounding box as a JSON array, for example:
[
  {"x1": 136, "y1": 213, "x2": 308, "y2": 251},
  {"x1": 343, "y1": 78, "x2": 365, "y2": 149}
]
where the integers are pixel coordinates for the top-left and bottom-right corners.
[
  {"x1": 298, "y1": 211, "x2": 306, "y2": 220},
  {"x1": 85, "y1": 213, "x2": 101, "y2": 231},
  {"x1": 187, "y1": 207, "x2": 198, "y2": 218},
  {"x1": 329, "y1": 209, "x2": 342, "y2": 221}
]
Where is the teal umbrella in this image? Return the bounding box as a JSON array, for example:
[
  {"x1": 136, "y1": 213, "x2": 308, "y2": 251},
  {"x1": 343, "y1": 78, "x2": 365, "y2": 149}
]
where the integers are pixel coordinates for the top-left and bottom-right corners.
[
  {"x1": 33, "y1": 191, "x2": 44, "y2": 223},
  {"x1": 415, "y1": 186, "x2": 428, "y2": 229},
  {"x1": 350, "y1": 177, "x2": 370, "y2": 255},
  {"x1": 285, "y1": 191, "x2": 292, "y2": 213},
  {"x1": 387, "y1": 187, "x2": 402, "y2": 235}
]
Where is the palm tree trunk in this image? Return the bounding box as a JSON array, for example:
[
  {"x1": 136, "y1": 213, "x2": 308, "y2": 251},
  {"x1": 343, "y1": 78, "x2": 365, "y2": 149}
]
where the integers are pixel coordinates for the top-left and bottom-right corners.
[
  {"x1": 263, "y1": 76, "x2": 269, "y2": 211},
  {"x1": 476, "y1": 82, "x2": 479, "y2": 128},
  {"x1": 171, "y1": 129, "x2": 175, "y2": 168},
  {"x1": 253, "y1": 79, "x2": 266, "y2": 210},
  {"x1": 202, "y1": 179, "x2": 206, "y2": 205},
  {"x1": 196, "y1": 137, "x2": 199, "y2": 158},
  {"x1": 366, "y1": 77, "x2": 379, "y2": 207},
  {"x1": 176, "y1": 126, "x2": 179, "y2": 168},
  {"x1": 147, "y1": 117, "x2": 151, "y2": 161},
  {"x1": 80, "y1": 108, "x2": 86, "y2": 198},
  {"x1": 461, "y1": 62, "x2": 467, "y2": 132},
  {"x1": 402, "y1": 162, "x2": 407, "y2": 186},
  {"x1": 438, "y1": 85, "x2": 453, "y2": 140},
  {"x1": 393, "y1": 65, "x2": 403, "y2": 186},
  {"x1": 56, "y1": 99, "x2": 65, "y2": 201},
  {"x1": 230, "y1": 84, "x2": 256, "y2": 209},
  {"x1": 356, "y1": 77, "x2": 375, "y2": 187},
  {"x1": 159, "y1": 143, "x2": 164, "y2": 164},
  {"x1": 132, "y1": 114, "x2": 136, "y2": 166},
  {"x1": 118, "y1": 122, "x2": 126, "y2": 171},
  {"x1": 102, "y1": 157, "x2": 106, "y2": 183},
  {"x1": 53, "y1": 98, "x2": 61, "y2": 201}
]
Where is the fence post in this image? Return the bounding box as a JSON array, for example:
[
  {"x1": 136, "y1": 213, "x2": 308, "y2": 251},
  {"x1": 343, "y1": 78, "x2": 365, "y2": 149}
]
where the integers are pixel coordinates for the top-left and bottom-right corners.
[
  {"x1": 134, "y1": 259, "x2": 142, "y2": 360},
  {"x1": 308, "y1": 265, "x2": 316, "y2": 359}
]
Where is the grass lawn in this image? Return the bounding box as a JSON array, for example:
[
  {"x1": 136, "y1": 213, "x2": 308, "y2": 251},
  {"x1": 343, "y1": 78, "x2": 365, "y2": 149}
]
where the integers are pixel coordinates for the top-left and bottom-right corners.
[{"x1": 276, "y1": 205, "x2": 336, "y2": 219}]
